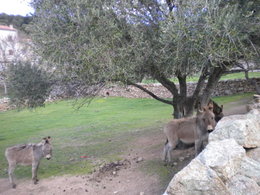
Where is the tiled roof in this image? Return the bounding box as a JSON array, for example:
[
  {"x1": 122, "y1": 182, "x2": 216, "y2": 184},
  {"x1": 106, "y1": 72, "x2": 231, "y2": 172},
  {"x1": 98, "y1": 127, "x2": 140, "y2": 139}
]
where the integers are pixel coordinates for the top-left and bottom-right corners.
[{"x1": 0, "y1": 25, "x2": 17, "y2": 31}]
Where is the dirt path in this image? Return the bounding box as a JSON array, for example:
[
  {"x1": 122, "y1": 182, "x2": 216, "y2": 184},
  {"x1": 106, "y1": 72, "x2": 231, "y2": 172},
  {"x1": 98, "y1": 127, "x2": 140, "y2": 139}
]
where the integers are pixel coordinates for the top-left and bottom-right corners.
[
  {"x1": 0, "y1": 97, "x2": 251, "y2": 195},
  {"x1": 0, "y1": 130, "x2": 169, "y2": 195}
]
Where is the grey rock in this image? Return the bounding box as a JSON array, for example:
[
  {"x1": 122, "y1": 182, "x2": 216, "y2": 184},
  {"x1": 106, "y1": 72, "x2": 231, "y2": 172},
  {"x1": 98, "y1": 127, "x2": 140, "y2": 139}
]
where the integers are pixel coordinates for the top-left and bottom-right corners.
[
  {"x1": 209, "y1": 109, "x2": 260, "y2": 148},
  {"x1": 227, "y1": 175, "x2": 260, "y2": 195}
]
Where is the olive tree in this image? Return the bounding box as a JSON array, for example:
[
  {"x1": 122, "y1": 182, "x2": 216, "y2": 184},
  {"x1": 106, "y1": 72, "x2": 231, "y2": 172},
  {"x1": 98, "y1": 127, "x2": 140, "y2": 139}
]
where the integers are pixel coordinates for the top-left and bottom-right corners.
[{"x1": 28, "y1": 0, "x2": 259, "y2": 118}]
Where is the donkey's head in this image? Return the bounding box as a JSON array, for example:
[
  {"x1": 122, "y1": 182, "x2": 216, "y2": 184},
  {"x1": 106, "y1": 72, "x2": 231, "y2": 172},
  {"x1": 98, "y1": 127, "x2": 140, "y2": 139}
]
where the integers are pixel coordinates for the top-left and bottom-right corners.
[
  {"x1": 197, "y1": 105, "x2": 216, "y2": 133},
  {"x1": 208, "y1": 100, "x2": 224, "y2": 122},
  {"x1": 196, "y1": 100, "x2": 224, "y2": 123},
  {"x1": 41, "y1": 136, "x2": 52, "y2": 160}
]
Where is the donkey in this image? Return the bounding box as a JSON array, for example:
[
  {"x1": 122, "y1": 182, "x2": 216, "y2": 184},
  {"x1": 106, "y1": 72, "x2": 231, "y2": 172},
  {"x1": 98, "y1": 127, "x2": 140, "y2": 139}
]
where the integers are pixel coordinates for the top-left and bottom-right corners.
[
  {"x1": 5, "y1": 136, "x2": 52, "y2": 188},
  {"x1": 163, "y1": 106, "x2": 216, "y2": 164},
  {"x1": 210, "y1": 100, "x2": 224, "y2": 122},
  {"x1": 196, "y1": 99, "x2": 224, "y2": 122}
]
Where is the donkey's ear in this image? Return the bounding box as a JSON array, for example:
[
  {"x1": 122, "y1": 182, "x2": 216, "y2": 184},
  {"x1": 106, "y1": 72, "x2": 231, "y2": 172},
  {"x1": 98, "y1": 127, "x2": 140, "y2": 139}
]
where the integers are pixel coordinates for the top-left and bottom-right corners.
[
  {"x1": 47, "y1": 136, "x2": 51, "y2": 143},
  {"x1": 208, "y1": 102, "x2": 214, "y2": 111},
  {"x1": 42, "y1": 137, "x2": 49, "y2": 144}
]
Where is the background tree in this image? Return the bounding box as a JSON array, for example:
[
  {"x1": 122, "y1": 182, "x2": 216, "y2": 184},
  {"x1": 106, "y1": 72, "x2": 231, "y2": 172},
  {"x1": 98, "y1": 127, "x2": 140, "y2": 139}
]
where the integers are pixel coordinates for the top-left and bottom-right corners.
[
  {"x1": 28, "y1": 0, "x2": 259, "y2": 118},
  {"x1": 0, "y1": 13, "x2": 33, "y2": 33}
]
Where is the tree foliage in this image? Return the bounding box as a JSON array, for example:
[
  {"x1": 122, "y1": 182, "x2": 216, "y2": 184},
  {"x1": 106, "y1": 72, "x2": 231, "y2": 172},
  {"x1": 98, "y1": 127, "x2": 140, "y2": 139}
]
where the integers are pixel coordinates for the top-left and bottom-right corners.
[
  {"x1": 28, "y1": 0, "x2": 260, "y2": 117},
  {"x1": 7, "y1": 61, "x2": 51, "y2": 109}
]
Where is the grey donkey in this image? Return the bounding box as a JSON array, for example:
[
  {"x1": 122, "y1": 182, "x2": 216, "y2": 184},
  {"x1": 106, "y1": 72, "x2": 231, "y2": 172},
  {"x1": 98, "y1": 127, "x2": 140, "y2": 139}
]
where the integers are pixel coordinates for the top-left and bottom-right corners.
[
  {"x1": 163, "y1": 105, "x2": 216, "y2": 164},
  {"x1": 5, "y1": 136, "x2": 52, "y2": 188}
]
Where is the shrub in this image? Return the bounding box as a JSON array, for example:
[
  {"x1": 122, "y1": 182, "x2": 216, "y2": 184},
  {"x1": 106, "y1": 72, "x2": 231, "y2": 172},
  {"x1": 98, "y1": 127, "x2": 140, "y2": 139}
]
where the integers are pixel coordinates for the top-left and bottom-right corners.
[{"x1": 7, "y1": 61, "x2": 51, "y2": 108}]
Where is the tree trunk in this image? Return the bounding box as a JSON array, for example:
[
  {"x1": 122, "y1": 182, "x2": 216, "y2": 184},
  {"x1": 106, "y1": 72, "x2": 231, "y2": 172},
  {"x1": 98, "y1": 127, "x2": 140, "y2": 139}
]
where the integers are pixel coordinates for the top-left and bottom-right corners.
[
  {"x1": 200, "y1": 66, "x2": 226, "y2": 106},
  {"x1": 3, "y1": 81, "x2": 7, "y2": 95},
  {"x1": 173, "y1": 96, "x2": 195, "y2": 118},
  {"x1": 128, "y1": 64, "x2": 228, "y2": 119}
]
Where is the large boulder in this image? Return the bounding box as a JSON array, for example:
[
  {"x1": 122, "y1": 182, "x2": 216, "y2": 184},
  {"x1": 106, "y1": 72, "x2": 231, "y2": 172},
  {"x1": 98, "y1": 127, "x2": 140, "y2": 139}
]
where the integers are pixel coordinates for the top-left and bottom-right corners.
[
  {"x1": 226, "y1": 175, "x2": 260, "y2": 195},
  {"x1": 247, "y1": 94, "x2": 260, "y2": 111},
  {"x1": 209, "y1": 109, "x2": 260, "y2": 148},
  {"x1": 197, "y1": 139, "x2": 245, "y2": 182},
  {"x1": 247, "y1": 147, "x2": 260, "y2": 163},
  {"x1": 238, "y1": 157, "x2": 260, "y2": 185},
  {"x1": 164, "y1": 158, "x2": 229, "y2": 195},
  {"x1": 164, "y1": 139, "x2": 260, "y2": 195}
]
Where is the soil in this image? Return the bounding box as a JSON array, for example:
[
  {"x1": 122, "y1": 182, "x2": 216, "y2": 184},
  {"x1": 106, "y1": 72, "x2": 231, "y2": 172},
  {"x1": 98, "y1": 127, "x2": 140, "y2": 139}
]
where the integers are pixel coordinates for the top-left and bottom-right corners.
[{"x1": 0, "y1": 97, "x2": 251, "y2": 195}]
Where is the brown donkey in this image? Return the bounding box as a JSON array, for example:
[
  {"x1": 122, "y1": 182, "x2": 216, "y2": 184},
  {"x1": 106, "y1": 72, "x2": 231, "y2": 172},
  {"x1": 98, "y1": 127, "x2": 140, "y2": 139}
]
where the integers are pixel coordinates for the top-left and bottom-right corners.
[
  {"x1": 5, "y1": 137, "x2": 52, "y2": 188},
  {"x1": 163, "y1": 106, "x2": 216, "y2": 164}
]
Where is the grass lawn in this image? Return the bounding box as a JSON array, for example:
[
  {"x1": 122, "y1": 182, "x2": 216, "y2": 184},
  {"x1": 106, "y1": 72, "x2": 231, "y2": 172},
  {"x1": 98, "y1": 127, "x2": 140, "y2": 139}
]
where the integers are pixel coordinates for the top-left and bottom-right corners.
[
  {"x1": 0, "y1": 97, "x2": 172, "y2": 179},
  {"x1": 0, "y1": 93, "x2": 253, "y2": 180},
  {"x1": 143, "y1": 72, "x2": 260, "y2": 84}
]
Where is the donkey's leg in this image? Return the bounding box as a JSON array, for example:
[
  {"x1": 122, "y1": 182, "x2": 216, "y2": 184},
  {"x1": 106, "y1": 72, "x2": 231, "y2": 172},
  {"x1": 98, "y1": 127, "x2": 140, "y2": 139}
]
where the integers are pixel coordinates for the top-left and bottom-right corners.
[
  {"x1": 202, "y1": 136, "x2": 209, "y2": 150},
  {"x1": 32, "y1": 162, "x2": 40, "y2": 184},
  {"x1": 163, "y1": 139, "x2": 169, "y2": 163},
  {"x1": 195, "y1": 134, "x2": 209, "y2": 156},
  {"x1": 165, "y1": 139, "x2": 178, "y2": 165},
  {"x1": 195, "y1": 139, "x2": 203, "y2": 156},
  {"x1": 167, "y1": 143, "x2": 176, "y2": 163},
  {"x1": 8, "y1": 163, "x2": 16, "y2": 188},
  {"x1": 163, "y1": 145, "x2": 169, "y2": 165}
]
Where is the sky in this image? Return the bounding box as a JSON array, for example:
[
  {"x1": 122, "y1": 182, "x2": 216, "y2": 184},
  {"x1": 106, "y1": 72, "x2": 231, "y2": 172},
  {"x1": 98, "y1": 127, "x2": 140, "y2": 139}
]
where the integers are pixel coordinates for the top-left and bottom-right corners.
[{"x1": 0, "y1": 0, "x2": 34, "y2": 16}]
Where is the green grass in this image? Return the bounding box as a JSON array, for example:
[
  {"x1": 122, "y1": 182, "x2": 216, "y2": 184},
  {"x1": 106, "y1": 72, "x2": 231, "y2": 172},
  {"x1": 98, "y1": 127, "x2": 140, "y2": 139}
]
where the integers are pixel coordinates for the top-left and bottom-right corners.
[
  {"x1": 0, "y1": 93, "x2": 253, "y2": 181},
  {"x1": 142, "y1": 72, "x2": 260, "y2": 84},
  {"x1": 212, "y1": 92, "x2": 253, "y2": 105},
  {"x1": 0, "y1": 97, "x2": 172, "y2": 179}
]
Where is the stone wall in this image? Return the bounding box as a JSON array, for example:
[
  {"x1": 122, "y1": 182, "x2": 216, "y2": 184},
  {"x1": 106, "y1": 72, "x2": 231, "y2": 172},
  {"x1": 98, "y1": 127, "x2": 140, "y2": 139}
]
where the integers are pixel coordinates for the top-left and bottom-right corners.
[
  {"x1": 48, "y1": 78, "x2": 260, "y2": 100},
  {"x1": 99, "y1": 78, "x2": 260, "y2": 99}
]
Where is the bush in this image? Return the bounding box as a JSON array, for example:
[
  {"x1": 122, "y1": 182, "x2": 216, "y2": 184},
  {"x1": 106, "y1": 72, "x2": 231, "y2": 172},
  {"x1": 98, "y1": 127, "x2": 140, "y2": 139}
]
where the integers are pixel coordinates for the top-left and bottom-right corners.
[{"x1": 7, "y1": 61, "x2": 51, "y2": 108}]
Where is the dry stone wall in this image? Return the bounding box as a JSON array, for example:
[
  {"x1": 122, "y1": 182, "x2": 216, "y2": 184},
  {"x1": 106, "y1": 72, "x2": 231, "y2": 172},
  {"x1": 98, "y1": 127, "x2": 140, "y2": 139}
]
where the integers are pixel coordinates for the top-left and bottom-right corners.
[
  {"x1": 99, "y1": 78, "x2": 260, "y2": 99},
  {"x1": 48, "y1": 78, "x2": 260, "y2": 100}
]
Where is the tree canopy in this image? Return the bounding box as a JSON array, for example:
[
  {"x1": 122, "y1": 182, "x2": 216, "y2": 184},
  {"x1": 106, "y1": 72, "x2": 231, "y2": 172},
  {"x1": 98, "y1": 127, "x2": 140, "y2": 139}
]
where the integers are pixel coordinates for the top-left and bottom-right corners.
[{"x1": 28, "y1": 0, "x2": 260, "y2": 118}]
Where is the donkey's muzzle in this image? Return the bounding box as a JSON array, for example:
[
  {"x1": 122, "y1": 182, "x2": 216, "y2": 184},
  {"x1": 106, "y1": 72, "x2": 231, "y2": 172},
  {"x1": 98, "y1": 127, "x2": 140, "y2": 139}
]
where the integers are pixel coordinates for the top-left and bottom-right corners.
[
  {"x1": 46, "y1": 154, "x2": 52, "y2": 160},
  {"x1": 207, "y1": 125, "x2": 214, "y2": 133}
]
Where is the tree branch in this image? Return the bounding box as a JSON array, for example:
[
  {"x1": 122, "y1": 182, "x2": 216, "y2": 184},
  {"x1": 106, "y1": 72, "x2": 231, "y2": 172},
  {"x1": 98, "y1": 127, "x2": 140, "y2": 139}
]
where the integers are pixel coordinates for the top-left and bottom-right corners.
[
  {"x1": 192, "y1": 66, "x2": 208, "y2": 99},
  {"x1": 126, "y1": 80, "x2": 173, "y2": 105},
  {"x1": 176, "y1": 70, "x2": 187, "y2": 97},
  {"x1": 150, "y1": 65, "x2": 179, "y2": 96},
  {"x1": 166, "y1": 0, "x2": 176, "y2": 12},
  {"x1": 200, "y1": 66, "x2": 227, "y2": 105}
]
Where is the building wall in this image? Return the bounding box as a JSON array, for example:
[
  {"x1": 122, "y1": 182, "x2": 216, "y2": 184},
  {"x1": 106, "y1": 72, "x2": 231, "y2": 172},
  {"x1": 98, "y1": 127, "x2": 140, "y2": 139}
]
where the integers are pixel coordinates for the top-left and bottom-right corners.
[
  {"x1": 0, "y1": 28, "x2": 17, "y2": 40},
  {"x1": 0, "y1": 25, "x2": 19, "y2": 62}
]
